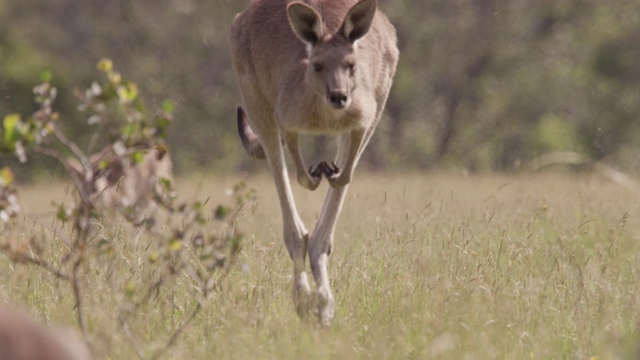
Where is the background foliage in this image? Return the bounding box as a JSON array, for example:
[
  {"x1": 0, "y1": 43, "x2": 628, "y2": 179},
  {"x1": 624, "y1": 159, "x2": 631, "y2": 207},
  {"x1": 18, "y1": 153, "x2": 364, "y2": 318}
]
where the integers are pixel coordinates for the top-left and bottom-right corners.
[{"x1": 1, "y1": 0, "x2": 639, "y2": 176}]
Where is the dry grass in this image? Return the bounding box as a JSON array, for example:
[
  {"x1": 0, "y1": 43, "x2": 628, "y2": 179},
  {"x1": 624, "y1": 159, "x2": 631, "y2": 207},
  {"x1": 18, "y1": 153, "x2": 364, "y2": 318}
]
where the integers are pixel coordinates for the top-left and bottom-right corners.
[{"x1": 2, "y1": 171, "x2": 640, "y2": 359}]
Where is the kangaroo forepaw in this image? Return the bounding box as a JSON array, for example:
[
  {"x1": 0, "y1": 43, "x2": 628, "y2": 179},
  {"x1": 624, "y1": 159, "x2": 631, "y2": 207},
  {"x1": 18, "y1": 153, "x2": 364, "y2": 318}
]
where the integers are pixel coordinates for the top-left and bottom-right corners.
[
  {"x1": 310, "y1": 161, "x2": 340, "y2": 178},
  {"x1": 309, "y1": 164, "x2": 323, "y2": 179},
  {"x1": 324, "y1": 161, "x2": 339, "y2": 176}
]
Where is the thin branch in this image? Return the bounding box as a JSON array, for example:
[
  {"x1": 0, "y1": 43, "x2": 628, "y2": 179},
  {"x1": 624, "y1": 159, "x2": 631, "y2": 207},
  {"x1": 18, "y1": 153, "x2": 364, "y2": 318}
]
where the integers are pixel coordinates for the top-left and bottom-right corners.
[
  {"x1": 149, "y1": 302, "x2": 202, "y2": 360},
  {"x1": 71, "y1": 257, "x2": 87, "y2": 334},
  {"x1": 3, "y1": 252, "x2": 69, "y2": 281},
  {"x1": 118, "y1": 314, "x2": 146, "y2": 360},
  {"x1": 132, "y1": 278, "x2": 165, "y2": 311},
  {"x1": 52, "y1": 126, "x2": 92, "y2": 175},
  {"x1": 32, "y1": 146, "x2": 92, "y2": 202}
]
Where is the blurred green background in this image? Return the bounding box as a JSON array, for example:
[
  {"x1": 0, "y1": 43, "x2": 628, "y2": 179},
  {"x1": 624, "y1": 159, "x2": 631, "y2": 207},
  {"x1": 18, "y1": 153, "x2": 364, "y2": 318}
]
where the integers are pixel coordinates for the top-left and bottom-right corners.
[{"x1": 1, "y1": 0, "x2": 639, "y2": 177}]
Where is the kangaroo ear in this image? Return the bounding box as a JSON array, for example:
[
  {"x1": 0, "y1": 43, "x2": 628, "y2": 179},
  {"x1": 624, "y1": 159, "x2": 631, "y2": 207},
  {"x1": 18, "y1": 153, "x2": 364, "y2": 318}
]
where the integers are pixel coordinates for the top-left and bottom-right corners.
[
  {"x1": 287, "y1": 2, "x2": 324, "y2": 46},
  {"x1": 343, "y1": 0, "x2": 377, "y2": 43}
]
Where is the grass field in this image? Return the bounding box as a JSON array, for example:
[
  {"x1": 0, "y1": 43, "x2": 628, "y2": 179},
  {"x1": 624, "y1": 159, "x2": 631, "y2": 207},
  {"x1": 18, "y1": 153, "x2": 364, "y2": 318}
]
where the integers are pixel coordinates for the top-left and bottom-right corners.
[{"x1": 2, "y1": 171, "x2": 640, "y2": 359}]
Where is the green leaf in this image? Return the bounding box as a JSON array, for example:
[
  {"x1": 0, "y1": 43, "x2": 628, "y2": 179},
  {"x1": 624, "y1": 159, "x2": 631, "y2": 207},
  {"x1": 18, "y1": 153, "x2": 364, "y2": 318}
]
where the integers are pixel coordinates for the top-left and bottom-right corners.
[
  {"x1": 214, "y1": 205, "x2": 230, "y2": 220},
  {"x1": 3, "y1": 113, "x2": 21, "y2": 150},
  {"x1": 107, "y1": 71, "x2": 121, "y2": 85},
  {"x1": 97, "y1": 58, "x2": 113, "y2": 72},
  {"x1": 230, "y1": 233, "x2": 243, "y2": 256},
  {"x1": 40, "y1": 70, "x2": 53, "y2": 83},
  {"x1": 132, "y1": 151, "x2": 145, "y2": 164},
  {"x1": 55, "y1": 204, "x2": 70, "y2": 222},
  {"x1": 0, "y1": 167, "x2": 15, "y2": 186},
  {"x1": 159, "y1": 177, "x2": 172, "y2": 191},
  {"x1": 154, "y1": 116, "x2": 172, "y2": 136},
  {"x1": 121, "y1": 123, "x2": 136, "y2": 138},
  {"x1": 169, "y1": 239, "x2": 182, "y2": 251},
  {"x1": 162, "y1": 100, "x2": 174, "y2": 114},
  {"x1": 117, "y1": 82, "x2": 138, "y2": 103},
  {"x1": 124, "y1": 281, "x2": 136, "y2": 298}
]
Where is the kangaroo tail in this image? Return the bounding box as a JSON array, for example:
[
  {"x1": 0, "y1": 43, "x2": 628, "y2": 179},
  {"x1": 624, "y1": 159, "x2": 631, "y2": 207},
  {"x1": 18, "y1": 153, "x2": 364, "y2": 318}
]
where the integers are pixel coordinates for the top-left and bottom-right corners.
[{"x1": 237, "y1": 106, "x2": 266, "y2": 160}]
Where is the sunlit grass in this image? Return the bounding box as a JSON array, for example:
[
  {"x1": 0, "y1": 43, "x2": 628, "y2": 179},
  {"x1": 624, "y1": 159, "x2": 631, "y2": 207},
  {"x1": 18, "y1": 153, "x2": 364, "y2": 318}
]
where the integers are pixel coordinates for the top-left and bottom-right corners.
[{"x1": 2, "y1": 171, "x2": 640, "y2": 359}]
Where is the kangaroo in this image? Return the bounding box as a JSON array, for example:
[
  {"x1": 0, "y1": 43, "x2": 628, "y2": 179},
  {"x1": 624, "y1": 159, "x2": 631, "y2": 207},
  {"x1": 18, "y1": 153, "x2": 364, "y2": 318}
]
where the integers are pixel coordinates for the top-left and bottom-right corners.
[
  {"x1": 230, "y1": 0, "x2": 398, "y2": 325},
  {"x1": 68, "y1": 145, "x2": 173, "y2": 213},
  {"x1": 0, "y1": 305, "x2": 91, "y2": 360}
]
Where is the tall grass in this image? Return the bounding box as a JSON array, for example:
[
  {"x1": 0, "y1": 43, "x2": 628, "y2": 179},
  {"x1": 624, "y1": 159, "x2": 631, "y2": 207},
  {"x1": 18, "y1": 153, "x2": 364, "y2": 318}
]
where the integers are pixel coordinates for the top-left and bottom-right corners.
[{"x1": 2, "y1": 172, "x2": 639, "y2": 359}]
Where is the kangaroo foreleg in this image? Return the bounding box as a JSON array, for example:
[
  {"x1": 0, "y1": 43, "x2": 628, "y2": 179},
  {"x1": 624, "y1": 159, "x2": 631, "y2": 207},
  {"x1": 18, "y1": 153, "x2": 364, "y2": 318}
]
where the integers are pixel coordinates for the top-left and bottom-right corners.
[
  {"x1": 324, "y1": 129, "x2": 366, "y2": 188},
  {"x1": 285, "y1": 131, "x2": 323, "y2": 191},
  {"x1": 307, "y1": 132, "x2": 356, "y2": 325}
]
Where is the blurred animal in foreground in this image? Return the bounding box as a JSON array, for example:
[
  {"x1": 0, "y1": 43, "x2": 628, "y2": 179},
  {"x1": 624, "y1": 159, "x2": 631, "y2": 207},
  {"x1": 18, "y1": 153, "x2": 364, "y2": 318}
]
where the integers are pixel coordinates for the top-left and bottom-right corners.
[
  {"x1": 0, "y1": 304, "x2": 91, "y2": 360},
  {"x1": 68, "y1": 145, "x2": 173, "y2": 216},
  {"x1": 231, "y1": 0, "x2": 399, "y2": 325}
]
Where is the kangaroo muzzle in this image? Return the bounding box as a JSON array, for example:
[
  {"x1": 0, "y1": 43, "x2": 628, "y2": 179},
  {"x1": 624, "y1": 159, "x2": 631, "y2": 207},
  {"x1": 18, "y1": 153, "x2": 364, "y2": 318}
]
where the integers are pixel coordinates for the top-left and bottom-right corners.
[{"x1": 327, "y1": 90, "x2": 349, "y2": 109}]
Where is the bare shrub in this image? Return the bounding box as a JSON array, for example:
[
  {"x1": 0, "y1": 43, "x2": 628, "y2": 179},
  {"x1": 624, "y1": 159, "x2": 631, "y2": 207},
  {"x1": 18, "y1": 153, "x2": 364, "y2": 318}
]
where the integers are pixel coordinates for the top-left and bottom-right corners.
[{"x1": 0, "y1": 60, "x2": 247, "y2": 359}]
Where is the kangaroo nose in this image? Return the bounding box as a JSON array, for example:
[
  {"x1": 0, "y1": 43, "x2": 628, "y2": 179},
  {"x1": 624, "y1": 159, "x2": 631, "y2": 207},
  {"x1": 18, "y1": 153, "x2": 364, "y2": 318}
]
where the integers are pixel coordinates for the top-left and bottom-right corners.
[{"x1": 328, "y1": 91, "x2": 349, "y2": 109}]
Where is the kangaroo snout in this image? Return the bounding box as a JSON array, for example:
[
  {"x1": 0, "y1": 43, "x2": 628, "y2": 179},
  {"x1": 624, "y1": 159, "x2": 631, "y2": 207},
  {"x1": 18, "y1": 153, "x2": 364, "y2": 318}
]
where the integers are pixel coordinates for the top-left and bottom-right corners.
[{"x1": 328, "y1": 90, "x2": 349, "y2": 109}]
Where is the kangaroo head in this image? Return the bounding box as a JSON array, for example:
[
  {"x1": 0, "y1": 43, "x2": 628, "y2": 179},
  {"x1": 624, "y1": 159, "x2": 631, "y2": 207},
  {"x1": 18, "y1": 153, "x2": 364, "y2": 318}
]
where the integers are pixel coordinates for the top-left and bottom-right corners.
[{"x1": 287, "y1": 0, "x2": 377, "y2": 110}]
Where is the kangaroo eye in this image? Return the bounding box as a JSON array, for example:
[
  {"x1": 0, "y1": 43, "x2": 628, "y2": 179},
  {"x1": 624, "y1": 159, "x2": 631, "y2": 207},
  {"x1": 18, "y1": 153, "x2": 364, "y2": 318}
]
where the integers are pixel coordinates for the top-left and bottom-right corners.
[
  {"x1": 348, "y1": 63, "x2": 356, "y2": 73},
  {"x1": 313, "y1": 63, "x2": 323, "y2": 72}
]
